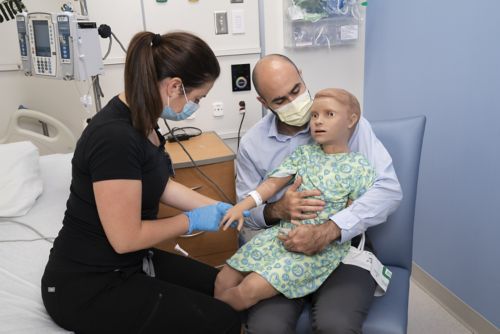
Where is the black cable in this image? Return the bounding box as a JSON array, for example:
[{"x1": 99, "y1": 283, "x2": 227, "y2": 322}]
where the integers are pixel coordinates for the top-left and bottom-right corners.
[
  {"x1": 111, "y1": 31, "x2": 127, "y2": 54},
  {"x1": 237, "y1": 113, "x2": 245, "y2": 152},
  {"x1": 162, "y1": 119, "x2": 234, "y2": 204},
  {"x1": 164, "y1": 126, "x2": 202, "y2": 142},
  {"x1": 103, "y1": 35, "x2": 112, "y2": 60},
  {"x1": 96, "y1": 75, "x2": 104, "y2": 98},
  {"x1": 98, "y1": 24, "x2": 126, "y2": 58},
  {"x1": 237, "y1": 101, "x2": 246, "y2": 152}
]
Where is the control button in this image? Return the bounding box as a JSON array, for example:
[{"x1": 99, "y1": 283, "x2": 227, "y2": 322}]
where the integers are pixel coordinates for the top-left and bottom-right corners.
[{"x1": 235, "y1": 76, "x2": 248, "y2": 89}]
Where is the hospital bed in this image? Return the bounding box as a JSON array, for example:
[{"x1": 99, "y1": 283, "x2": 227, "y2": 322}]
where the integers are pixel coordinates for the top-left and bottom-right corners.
[{"x1": 0, "y1": 110, "x2": 75, "y2": 333}]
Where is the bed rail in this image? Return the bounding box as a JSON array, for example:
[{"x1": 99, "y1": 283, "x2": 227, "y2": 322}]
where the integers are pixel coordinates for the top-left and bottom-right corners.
[{"x1": 0, "y1": 109, "x2": 76, "y2": 155}]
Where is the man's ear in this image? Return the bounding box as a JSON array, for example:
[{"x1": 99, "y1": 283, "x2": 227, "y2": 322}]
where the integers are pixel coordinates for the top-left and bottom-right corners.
[
  {"x1": 257, "y1": 96, "x2": 268, "y2": 109},
  {"x1": 348, "y1": 113, "x2": 359, "y2": 129}
]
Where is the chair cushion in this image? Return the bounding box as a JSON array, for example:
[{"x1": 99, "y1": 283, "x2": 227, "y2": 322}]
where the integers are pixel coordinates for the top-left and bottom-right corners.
[
  {"x1": 363, "y1": 266, "x2": 410, "y2": 334},
  {"x1": 368, "y1": 116, "x2": 426, "y2": 271},
  {"x1": 295, "y1": 266, "x2": 410, "y2": 334}
]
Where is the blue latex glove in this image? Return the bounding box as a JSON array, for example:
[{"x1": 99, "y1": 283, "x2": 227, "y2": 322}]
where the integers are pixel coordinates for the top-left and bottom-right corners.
[
  {"x1": 185, "y1": 202, "x2": 233, "y2": 234},
  {"x1": 215, "y1": 202, "x2": 233, "y2": 214}
]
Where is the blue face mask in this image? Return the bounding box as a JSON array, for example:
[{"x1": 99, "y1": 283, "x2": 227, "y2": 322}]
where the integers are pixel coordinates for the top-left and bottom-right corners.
[{"x1": 160, "y1": 83, "x2": 199, "y2": 121}]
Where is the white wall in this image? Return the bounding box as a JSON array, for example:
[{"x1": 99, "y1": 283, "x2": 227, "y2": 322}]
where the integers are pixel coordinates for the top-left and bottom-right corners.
[
  {"x1": 0, "y1": 0, "x2": 366, "y2": 150},
  {"x1": 0, "y1": 0, "x2": 262, "y2": 146},
  {"x1": 261, "y1": 1, "x2": 366, "y2": 109}
]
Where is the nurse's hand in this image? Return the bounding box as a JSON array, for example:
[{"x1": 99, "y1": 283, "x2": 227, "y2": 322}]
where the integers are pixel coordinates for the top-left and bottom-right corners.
[{"x1": 184, "y1": 202, "x2": 233, "y2": 234}]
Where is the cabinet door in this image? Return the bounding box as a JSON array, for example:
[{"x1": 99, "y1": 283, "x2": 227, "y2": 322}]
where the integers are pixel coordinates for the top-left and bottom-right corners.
[
  {"x1": 156, "y1": 160, "x2": 238, "y2": 267},
  {"x1": 158, "y1": 160, "x2": 236, "y2": 217}
]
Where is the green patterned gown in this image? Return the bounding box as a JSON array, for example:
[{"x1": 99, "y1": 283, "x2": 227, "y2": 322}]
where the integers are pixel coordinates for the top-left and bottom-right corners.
[{"x1": 227, "y1": 144, "x2": 376, "y2": 298}]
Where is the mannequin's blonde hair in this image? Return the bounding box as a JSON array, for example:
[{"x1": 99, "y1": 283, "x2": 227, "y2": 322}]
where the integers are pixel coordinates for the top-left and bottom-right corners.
[{"x1": 314, "y1": 88, "x2": 361, "y2": 122}]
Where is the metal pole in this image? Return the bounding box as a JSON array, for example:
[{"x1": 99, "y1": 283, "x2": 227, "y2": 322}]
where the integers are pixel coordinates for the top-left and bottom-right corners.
[
  {"x1": 92, "y1": 75, "x2": 102, "y2": 112},
  {"x1": 258, "y1": 0, "x2": 267, "y2": 118},
  {"x1": 79, "y1": 0, "x2": 88, "y2": 17}
]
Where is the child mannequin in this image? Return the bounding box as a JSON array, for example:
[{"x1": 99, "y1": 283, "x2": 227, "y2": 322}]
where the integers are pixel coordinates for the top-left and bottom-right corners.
[{"x1": 214, "y1": 88, "x2": 377, "y2": 311}]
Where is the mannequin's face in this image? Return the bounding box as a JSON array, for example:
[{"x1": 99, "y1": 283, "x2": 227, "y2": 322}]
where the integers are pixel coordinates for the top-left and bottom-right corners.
[{"x1": 310, "y1": 97, "x2": 357, "y2": 151}]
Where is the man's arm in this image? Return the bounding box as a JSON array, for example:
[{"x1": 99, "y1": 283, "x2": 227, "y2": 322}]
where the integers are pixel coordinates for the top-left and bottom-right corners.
[
  {"x1": 235, "y1": 145, "x2": 268, "y2": 230},
  {"x1": 236, "y1": 142, "x2": 324, "y2": 230},
  {"x1": 330, "y1": 117, "x2": 402, "y2": 243}
]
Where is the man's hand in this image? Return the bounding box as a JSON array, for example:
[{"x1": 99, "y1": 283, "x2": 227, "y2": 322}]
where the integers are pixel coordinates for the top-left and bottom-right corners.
[
  {"x1": 264, "y1": 176, "x2": 325, "y2": 224},
  {"x1": 278, "y1": 220, "x2": 341, "y2": 255}
]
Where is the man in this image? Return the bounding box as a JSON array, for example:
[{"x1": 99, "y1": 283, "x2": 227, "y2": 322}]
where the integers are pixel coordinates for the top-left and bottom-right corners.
[{"x1": 236, "y1": 54, "x2": 402, "y2": 333}]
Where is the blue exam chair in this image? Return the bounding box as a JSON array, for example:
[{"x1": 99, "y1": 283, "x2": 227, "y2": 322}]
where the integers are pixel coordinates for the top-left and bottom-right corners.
[{"x1": 295, "y1": 115, "x2": 426, "y2": 334}]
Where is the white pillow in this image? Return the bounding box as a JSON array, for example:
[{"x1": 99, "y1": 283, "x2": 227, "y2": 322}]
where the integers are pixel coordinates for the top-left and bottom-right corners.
[{"x1": 0, "y1": 141, "x2": 43, "y2": 217}]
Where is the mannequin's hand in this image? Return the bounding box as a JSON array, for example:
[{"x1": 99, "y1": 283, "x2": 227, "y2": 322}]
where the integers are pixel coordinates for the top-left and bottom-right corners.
[{"x1": 220, "y1": 206, "x2": 251, "y2": 231}]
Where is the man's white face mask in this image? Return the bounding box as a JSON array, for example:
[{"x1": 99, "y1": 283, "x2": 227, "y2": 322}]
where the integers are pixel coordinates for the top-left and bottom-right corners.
[{"x1": 274, "y1": 90, "x2": 313, "y2": 127}]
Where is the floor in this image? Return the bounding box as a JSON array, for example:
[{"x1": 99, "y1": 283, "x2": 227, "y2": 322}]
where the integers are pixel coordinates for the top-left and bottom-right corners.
[{"x1": 408, "y1": 278, "x2": 472, "y2": 334}]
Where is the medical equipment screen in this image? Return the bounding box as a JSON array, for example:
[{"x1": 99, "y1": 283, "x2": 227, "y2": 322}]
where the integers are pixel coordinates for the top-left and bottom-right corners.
[{"x1": 33, "y1": 20, "x2": 51, "y2": 57}]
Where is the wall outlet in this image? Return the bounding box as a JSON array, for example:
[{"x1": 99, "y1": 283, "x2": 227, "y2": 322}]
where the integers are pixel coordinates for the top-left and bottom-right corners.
[
  {"x1": 214, "y1": 11, "x2": 228, "y2": 35},
  {"x1": 213, "y1": 102, "x2": 224, "y2": 117},
  {"x1": 239, "y1": 101, "x2": 246, "y2": 114}
]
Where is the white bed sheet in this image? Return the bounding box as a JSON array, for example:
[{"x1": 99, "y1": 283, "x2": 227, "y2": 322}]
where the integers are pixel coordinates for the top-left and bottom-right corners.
[{"x1": 0, "y1": 153, "x2": 73, "y2": 334}]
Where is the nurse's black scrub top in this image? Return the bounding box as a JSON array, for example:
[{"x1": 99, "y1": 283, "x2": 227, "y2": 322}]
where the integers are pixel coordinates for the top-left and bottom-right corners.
[{"x1": 49, "y1": 95, "x2": 173, "y2": 272}]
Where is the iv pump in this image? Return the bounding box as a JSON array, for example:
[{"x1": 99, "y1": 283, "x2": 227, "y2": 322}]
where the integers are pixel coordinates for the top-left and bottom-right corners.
[{"x1": 16, "y1": 11, "x2": 103, "y2": 81}]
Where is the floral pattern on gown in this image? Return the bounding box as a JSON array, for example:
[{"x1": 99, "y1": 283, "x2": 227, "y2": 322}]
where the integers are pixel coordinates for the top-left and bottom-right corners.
[{"x1": 227, "y1": 144, "x2": 376, "y2": 298}]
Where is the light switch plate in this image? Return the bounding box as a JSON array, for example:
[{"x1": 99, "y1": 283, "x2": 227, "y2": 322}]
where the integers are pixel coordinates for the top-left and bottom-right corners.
[
  {"x1": 214, "y1": 11, "x2": 228, "y2": 35},
  {"x1": 231, "y1": 9, "x2": 245, "y2": 34}
]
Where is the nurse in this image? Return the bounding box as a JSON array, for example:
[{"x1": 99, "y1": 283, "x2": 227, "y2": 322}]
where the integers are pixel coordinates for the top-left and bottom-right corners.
[{"x1": 41, "y1": 31, "x2": 241, "y2": 334}]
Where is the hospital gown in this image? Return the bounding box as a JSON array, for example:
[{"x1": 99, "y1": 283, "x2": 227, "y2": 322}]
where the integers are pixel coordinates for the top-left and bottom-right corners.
[{"x1": 227, "y1": 144, "x2": 376, "y2": 298}]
